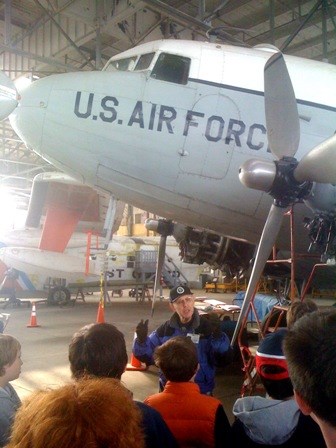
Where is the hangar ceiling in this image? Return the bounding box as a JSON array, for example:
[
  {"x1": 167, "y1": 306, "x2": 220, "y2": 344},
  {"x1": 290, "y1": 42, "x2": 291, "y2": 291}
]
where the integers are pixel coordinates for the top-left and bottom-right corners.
[{"x1": 0, "y1": 0, "x2": 335, "y2": 209}]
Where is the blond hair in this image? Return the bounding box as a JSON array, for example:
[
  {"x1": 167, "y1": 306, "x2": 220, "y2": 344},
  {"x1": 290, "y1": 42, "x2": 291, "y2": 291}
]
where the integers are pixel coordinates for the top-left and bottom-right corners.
[
  {"x1": 286, "y1": 299, "x2": 318, "y2": 328},
  {"x1": 6, "y1": 377, "x2": 145, "y2": 448},
  {"x1": 0, "y1": 335, "x2": 20, "y2": 376}
]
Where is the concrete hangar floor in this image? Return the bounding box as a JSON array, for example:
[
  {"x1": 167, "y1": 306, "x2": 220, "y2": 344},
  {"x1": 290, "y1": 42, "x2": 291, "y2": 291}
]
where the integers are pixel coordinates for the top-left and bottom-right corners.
[{"x1": 6, "y1": 289, "x2": 243, "y2": 424}]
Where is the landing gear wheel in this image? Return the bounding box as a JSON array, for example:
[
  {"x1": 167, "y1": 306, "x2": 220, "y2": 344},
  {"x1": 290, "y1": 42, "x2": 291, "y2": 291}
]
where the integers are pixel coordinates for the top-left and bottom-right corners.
[{"x1": 48, "y1": 286, "x2": 71, "y2": 306}]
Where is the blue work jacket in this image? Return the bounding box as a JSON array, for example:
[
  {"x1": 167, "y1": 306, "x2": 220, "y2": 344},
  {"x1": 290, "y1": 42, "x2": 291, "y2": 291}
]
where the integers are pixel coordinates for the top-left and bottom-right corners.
[{"x1": 133, "y1": 310, "x2": 232, "y2": 394}]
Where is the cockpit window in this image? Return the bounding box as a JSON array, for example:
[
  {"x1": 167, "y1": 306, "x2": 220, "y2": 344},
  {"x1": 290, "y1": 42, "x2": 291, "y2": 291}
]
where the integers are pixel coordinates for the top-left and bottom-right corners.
[
  {"x1": 105, "y1": 56, "x2": 137, "y2": 72},
  {"x1": 134, "y1": 53, "x2": 155, "y2": 70},
  {"x1": 151, "y1": 53, "x2": 190, "y2": 85}
]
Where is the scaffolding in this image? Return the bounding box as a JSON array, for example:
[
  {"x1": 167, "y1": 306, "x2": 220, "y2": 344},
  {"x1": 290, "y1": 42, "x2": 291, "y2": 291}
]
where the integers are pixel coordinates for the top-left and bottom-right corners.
[{"x1": 237, "y1": 205, "x2": 324, "y2": 396}]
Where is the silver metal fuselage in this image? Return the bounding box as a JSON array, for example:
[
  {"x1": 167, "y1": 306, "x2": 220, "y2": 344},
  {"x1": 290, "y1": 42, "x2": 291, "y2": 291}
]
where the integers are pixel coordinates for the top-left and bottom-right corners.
[{"x1": 9, "y1": 40, "x2": 336, "y2": 252}]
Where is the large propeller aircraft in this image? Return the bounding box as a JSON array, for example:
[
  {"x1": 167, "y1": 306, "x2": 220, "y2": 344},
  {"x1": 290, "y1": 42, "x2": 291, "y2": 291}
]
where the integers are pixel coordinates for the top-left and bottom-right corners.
[
  {"x1": 0, "y1": 38, "x2": 335, "y2": 327},
  {"x1": 0, "y1": 172, "x2": 204, "y2": 304}
]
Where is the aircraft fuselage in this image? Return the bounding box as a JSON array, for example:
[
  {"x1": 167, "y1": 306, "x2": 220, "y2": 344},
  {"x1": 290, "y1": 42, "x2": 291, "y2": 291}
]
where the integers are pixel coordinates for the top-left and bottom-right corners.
[{"x1": 9, "y1": 40, "x2": 336, "y2": 252}]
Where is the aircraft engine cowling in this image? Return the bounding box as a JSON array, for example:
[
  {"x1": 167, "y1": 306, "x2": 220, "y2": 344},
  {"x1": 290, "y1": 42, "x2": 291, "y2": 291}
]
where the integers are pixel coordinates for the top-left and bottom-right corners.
[
  {"x1": 303, "y1": 183, "x2": 336, "y2": 261},
  {"x1": 176, "y1": 227, "x2": 255, "y2": 280},
  {"x1": 145, "y1": 219, "x2": 256, "y2": 279},
  {"x1": 304, "y1": 183, "x2": 336, "y2": 215}
]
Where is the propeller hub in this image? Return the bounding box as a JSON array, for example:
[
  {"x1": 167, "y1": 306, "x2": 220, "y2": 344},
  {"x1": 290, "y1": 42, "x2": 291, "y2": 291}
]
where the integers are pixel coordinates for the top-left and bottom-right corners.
[
  {"x1": 239, "y1": 159, "x2": 276, "y2": 192},
  {"x1": 240, "y1": 156, "x2": 311, "y2": 208},
  {"x1": 271, "y1": 157, "x2": 310, "y2": 207}
]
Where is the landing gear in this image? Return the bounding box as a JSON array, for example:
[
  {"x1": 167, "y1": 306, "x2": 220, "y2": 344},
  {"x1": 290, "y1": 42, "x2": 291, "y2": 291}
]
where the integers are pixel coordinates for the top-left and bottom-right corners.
[
  {"x1": 47, "y1": 286, "x2": 71, "y2": 306},
  {"x1": 3, "y1": 296, "x2": 21, "y2": 309}
]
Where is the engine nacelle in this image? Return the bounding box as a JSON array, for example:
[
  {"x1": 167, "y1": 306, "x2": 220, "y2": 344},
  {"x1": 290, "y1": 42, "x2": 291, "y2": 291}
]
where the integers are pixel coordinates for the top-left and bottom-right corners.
[
  {"x1": 304, "y1": 183, "x2": 336, "y2": 215},
  {"x1": 303, "y1": 183, "x2": 336, "y2": 261},
  {"x1": 176, "y1": 227, "x2": 255, "y2": 280},
  {"x1": 146, "y1": 218, "x2": 256, "y2": 279}
]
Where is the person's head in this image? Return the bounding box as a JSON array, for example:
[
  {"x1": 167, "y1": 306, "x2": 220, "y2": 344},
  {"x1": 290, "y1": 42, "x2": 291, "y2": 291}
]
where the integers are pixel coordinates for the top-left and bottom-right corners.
[
  {"x1": 255, "y1": 329, "x2": 293, "y2": 400},
  {"x1": 286, "y1": 298, "x2": 318, "y2": 328},
  {"x1": 69, "y1": 323, "x2": 128, "y2": 380},
  {"x1": 154, "y1": 336, "x2": 198, "y2": 382},
  {"x1": 283, "y1": 309, "x2": 336, "y2": 428},
  {"x1": 169, "y1": 285, "x2": 195, "y2": 323},
  {"x1": 0, "y1": 334, "x2": 22, "y2": 381},
  {"x1": 6, "y1": 377, "x2": 145, "y2": 448}
]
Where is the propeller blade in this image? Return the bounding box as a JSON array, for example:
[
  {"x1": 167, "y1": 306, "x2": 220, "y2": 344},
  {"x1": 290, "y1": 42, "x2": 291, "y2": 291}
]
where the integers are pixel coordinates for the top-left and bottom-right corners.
[
  {"x1": 264, "y1": 52, "x2": 300, "y2": 160},
  {"x1": 151, "y1": 234, "x2": 167, "y2": 317},
  {"x1": 294, "y1": 134, "x2": 336, "y2": 184},
  {"x1": 231, "y1": 204, "x2": 287, "y2": 346}
]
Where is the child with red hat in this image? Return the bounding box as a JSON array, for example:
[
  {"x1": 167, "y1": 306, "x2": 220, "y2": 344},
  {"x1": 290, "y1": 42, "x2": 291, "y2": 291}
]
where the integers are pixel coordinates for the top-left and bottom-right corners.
[{"x1": 231, "y1": 329, "x2": 326, "y2": 447}]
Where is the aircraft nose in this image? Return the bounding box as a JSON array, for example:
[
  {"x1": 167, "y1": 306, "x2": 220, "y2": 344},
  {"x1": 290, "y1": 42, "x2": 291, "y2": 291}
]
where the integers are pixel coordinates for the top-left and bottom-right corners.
[
  {"x1": 0, "y1": 247, "x2": 9, "y2": 265},
  {"x1": 9, "y1": 76, "x2": 54, "y2": 156}
]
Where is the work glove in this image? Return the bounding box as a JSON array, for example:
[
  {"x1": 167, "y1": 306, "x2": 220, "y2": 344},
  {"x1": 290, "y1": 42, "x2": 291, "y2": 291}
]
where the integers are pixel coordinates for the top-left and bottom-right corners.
[
  {"x1": 136, "y1": 319, "x2": 149, "y2": 343},
  {"x1": 208, "y1": 313, "x2": 222, "y2": 339}
]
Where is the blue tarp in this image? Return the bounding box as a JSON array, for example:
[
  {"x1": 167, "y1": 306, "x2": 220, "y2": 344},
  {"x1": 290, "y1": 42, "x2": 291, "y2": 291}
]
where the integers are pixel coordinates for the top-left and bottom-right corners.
[{"x1": 233, "y1": 291, "x2": 279, "y2": 322}]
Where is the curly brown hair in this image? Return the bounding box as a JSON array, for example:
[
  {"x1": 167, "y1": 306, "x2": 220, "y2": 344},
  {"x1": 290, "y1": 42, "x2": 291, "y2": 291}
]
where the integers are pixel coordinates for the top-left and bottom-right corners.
[{"x1": 5, "y1": 377, "x2": 145, "y2": 448}]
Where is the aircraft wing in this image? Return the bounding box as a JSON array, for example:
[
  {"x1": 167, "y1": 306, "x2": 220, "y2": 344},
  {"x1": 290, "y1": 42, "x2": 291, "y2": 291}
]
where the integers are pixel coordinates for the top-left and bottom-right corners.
[{"x1": 24, "y1": 172, "x2": 125, "y2": 253}]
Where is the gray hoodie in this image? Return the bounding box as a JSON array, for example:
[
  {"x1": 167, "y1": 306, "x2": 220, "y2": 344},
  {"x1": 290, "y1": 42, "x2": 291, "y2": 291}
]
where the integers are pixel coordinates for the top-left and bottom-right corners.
[
  {"x1": 232, "y1": 396, "x2": 300, "y2": 445},
  {"x1": 0, "y1": 384, "x2": 21, "y2": 447}
]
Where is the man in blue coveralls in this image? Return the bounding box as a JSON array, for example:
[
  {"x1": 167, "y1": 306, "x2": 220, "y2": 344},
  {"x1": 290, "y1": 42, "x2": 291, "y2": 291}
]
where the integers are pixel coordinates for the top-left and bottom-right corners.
[{"x1": 133, "y1": 285, "x2": 233, "y2": 395}]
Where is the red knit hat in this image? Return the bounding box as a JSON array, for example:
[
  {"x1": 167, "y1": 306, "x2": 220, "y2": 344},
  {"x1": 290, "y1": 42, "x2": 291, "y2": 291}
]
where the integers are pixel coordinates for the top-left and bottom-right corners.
[{"x1": 255, "y1": 329, "x2": 289, "y2": 381}]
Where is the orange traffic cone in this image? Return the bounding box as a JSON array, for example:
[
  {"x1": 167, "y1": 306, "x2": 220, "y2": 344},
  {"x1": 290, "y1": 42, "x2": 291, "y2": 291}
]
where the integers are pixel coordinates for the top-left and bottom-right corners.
[
  {"x1": 96, "y1": 300, "x2": 105, "y2": 323},
  {"x1": 27, "y1": 302, "x2": 40, "y2": 328},
  {"x1": 126, "y1": 333, "x2": 147, "y2": 371}
]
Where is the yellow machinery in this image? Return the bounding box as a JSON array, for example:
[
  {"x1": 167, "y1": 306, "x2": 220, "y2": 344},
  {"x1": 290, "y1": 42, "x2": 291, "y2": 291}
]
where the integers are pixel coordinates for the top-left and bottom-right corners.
[{"x1": 204, "y1": 279, "x2": 246, "y2": 293}]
